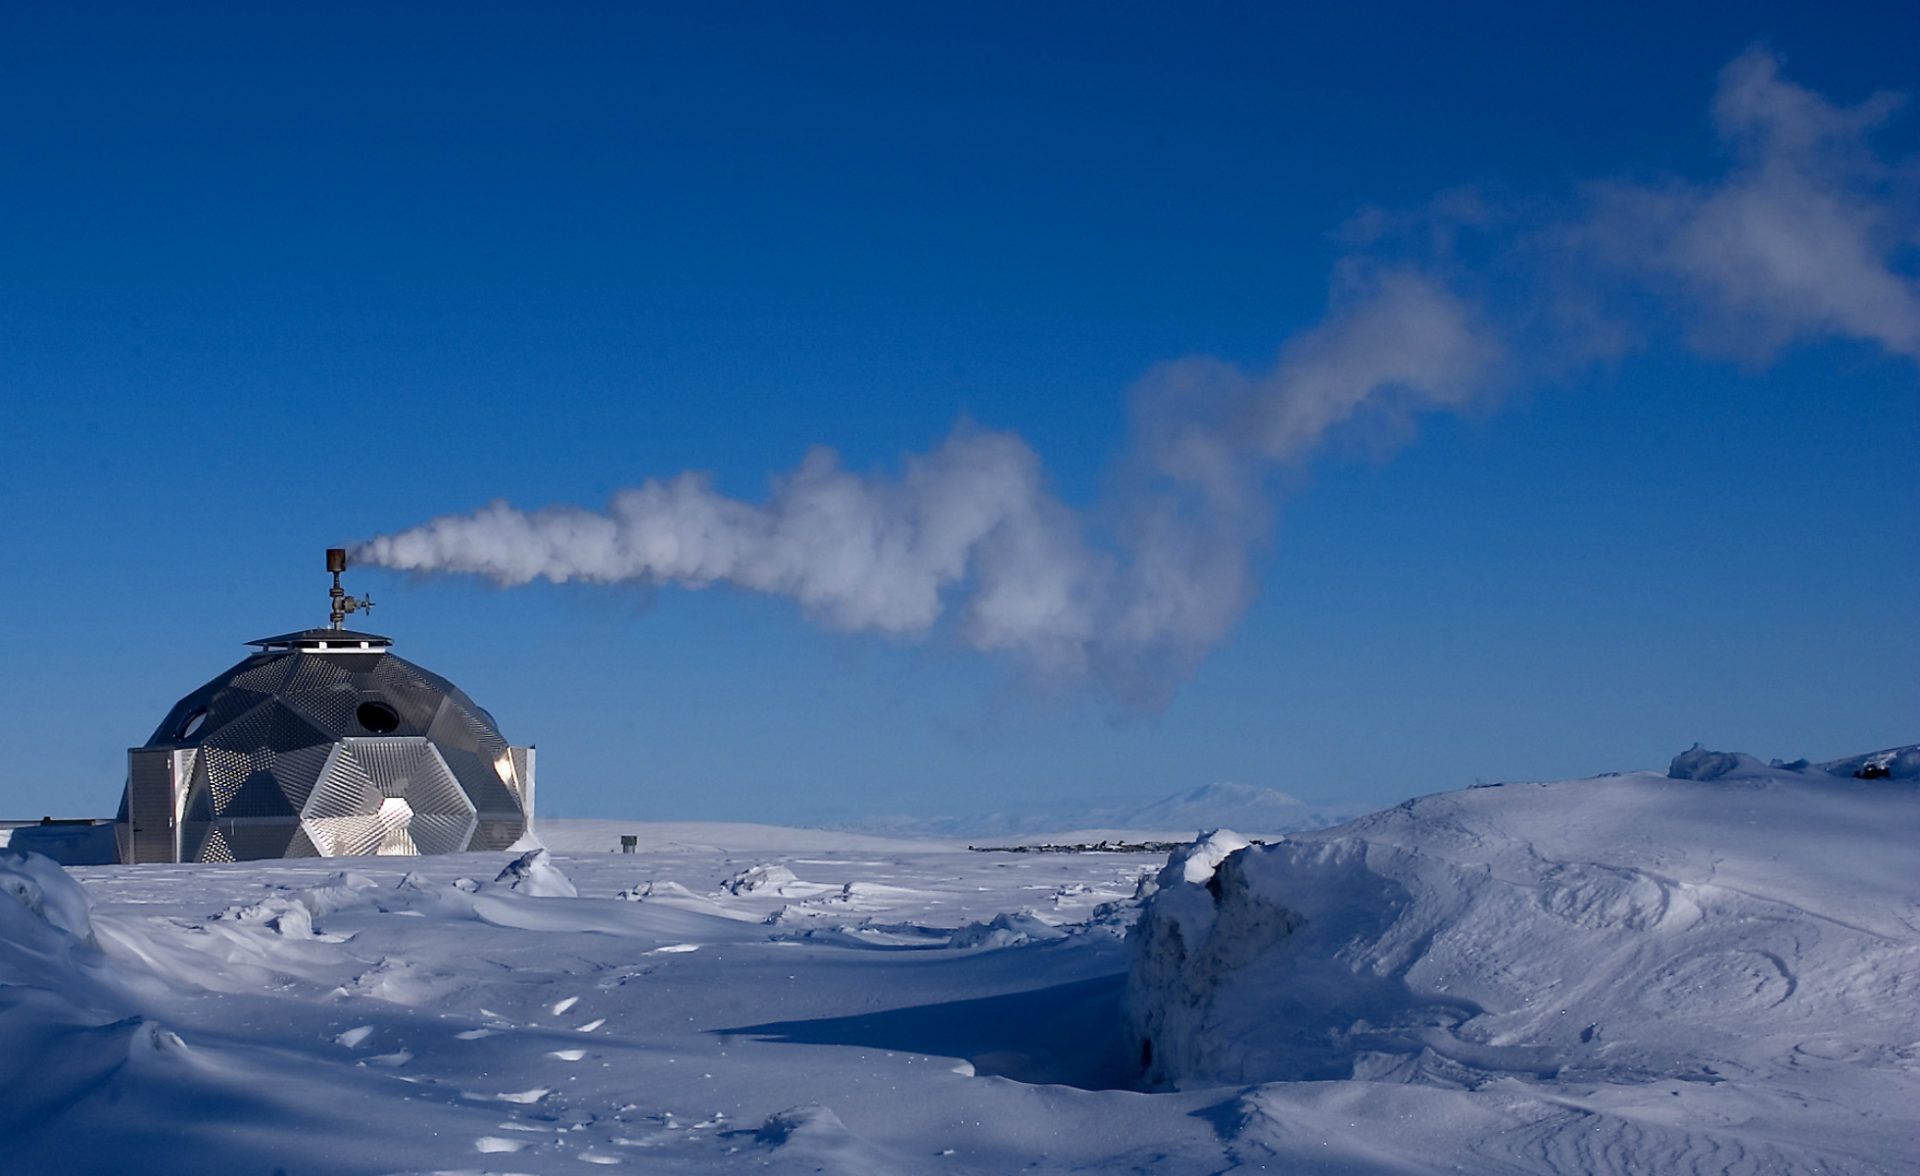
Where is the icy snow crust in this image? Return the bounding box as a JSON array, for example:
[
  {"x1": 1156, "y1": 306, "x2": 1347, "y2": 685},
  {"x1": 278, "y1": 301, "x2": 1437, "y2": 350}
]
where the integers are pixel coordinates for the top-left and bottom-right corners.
[
  {"x1": 1, "y1": 758, "x2": 1913, "y2": 1174},
  {"x1": 1127, "y1": 759, "x2": 1920, "y2": 1173}
]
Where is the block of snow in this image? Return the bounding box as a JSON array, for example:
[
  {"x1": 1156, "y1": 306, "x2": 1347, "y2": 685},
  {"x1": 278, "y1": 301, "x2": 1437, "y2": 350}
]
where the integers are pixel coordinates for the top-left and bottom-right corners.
[
  {"x1": 1667, "y1": 742, "x2": 1772, "y2": 780},
  {"x1": 948, "y1": 911, "x2": 1068, "y2": 950},
  {"x1": 1154, "y1": 828, "x2": 1252, "y2": 888},
  {"x1": 1124, "y1": 765, "x2": 1919, "y2": 1115},
  {"x1": 1815, "y1": 743, "x2": 1920, "y2": 780},
  {"x1": 0, "y1": 847, "x2": 97, "y2": 944},
  {"x1": 721, "y1": 863, "x2": 801, "y2": 894},
  {"x1": 492, "y1": 848, "x2": 578, "y2": 898}
]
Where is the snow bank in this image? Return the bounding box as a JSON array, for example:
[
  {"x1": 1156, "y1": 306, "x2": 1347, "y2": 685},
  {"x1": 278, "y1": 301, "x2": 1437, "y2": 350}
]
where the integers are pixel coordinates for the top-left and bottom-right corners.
[
  {"x1": 0, "y1": 848, "x2": 124, "y2": 1039},
  {"x1": 750, "y1": 1104, "x2": 909, "y2": 1173},
  {"x1": 1124, "y1": 753, "x2": 1920, "y2": 1169},
  {"x1": 1666, "y1": 741, "x2": 1774, "y2": 780},
  {"x1": 0, "y1": 846, "x2": 96, "y2": 944},
  {"x1": 1673, "y1": 740, "x2": 1920, "y2": 781},
  {"x1": 1154, "y1": 827, "x2": 1252, "y2": 887},
  {"x1": 618, "y1": 878, "x2": 701, "y2": 901},
  {"x1": 722, "y1": 863, "x2": 801, "y2": 894},
  {"x1": 948, "y1": 910, "x2": 1067, "y2": 949},
  {"x1": 1816, "y1": 742, "x2": 1920, "y2": 780},
  {"x1": 0, "y1": 849, "x2": 255, "y2": 1158},
  {"x1": 212, "y1": 871, "x2": 386, "y2": 939}
]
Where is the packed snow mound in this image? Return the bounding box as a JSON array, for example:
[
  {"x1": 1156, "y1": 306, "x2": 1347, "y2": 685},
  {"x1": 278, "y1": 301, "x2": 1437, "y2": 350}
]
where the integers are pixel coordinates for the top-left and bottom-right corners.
[
  {"x1": 1667, "y1": 741, "x2": 1774, "y2": 780},
  {"x1": 618, "y1": 878, "x2": 701, "y2": 901},
  {"x1": 751, "y1": 1104, "x2": 910, "y2": 1173},
  {"x1": 492, "y1": 847, "x2": 577, "y2": 897},
  {"x1": 0, "y1": 849, "x2": 125, "y2": 1028},
  {"x1": 722, "y1": 863, "x2": 801, "y2": 895},
  {"x1": 1125, "y1": 759, "x2": 1920, "y2": 1171},
  {"x1": 1153, "y1": 827, "x2": 1253, "y2": 888},
  {"x1": 1671, "y1": 741, "x2": 1920, "y2": 781},
  {"x1": 0, "y1": 849, "x2": 246, "y2": 1154},
  {"x1": 0, "y1": 846, "x2": 96, "y2": 944},
  {"x1": 948, "y1": 910, "x2": 1068, "y2": 949},
  {"x1": 1817, "y1": 742, "x2": 1920, "y2": 780}
]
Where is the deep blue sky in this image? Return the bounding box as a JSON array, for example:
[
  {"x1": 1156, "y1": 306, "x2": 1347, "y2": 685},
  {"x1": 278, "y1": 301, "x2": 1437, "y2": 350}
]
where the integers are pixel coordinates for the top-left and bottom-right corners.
[{"x1": 3, "y1": 4, "x2": 1915, "y2": 822}]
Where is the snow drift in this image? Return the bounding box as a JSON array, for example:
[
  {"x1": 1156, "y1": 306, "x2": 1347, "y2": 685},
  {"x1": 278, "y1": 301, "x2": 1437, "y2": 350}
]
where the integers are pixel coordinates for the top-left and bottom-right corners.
[
  {"x1": 492, "y1": 846, "x2": 578, "y2": 897},
  {"x1": 1125, "y1": 749, "x2": 1920, "y2": 1172},
  {"x1": 0, "y1": 850, "x2": 295, "y2": 1170},
  {"x1": 0, "y1": 847, "x2": 117, "y2": 1022}
]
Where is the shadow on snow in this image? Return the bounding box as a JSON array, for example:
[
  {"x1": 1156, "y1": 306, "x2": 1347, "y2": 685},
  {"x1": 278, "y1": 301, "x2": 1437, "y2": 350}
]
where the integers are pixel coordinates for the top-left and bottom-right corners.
[{"x1": 716, "y1": 973, "x2": 1141, "y2": 1091}]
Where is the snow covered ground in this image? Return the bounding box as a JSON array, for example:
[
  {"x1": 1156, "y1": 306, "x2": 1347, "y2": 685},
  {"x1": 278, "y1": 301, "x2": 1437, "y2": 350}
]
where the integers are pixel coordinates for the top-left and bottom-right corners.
[
  {"x1": 1, "y1": 749, "x2": 1914, "y2": 1174},
  {"x1": 1127, "y1": 750, "x2": 1920, "y2": 1174}
]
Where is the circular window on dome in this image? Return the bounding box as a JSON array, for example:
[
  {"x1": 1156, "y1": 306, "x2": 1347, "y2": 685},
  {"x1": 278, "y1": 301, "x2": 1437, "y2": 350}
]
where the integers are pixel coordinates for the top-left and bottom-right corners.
[
  {"x1": 356, "y1": 700, "x2": 401, "y2": 734},
  {"x1": 178, "y1": 708, "x2": 208, "y2": 739}
]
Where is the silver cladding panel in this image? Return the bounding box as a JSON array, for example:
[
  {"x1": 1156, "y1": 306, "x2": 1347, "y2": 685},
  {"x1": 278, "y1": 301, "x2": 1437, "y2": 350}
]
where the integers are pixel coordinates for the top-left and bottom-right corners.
[
  {"x1": 301, "y1": 739, "x2": 477, "y2": 857},
  {"x1": 120, "y1": 647, "x2": 532, "y2": 863}
]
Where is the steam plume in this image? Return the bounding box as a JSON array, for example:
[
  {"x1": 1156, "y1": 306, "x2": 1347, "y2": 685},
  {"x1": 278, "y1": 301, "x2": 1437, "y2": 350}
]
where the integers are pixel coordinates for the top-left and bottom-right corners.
[{"x1": 358, "y1": 49, "x2": 1917, "y2": 709}]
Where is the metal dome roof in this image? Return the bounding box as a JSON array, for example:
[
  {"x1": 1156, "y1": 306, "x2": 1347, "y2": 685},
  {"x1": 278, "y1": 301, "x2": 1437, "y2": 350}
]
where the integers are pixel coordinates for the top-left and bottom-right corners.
[
  {"x1": 128, "y1": 640, "x2": 532, "y2": 861},
  {"x1": 115, "y1": 550, "x2": 534, "y2": 864}
]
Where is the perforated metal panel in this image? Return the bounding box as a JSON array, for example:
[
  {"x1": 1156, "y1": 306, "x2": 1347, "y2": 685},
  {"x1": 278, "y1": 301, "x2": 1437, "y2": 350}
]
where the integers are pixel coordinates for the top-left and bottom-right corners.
[
  {"x1": 271, "y1": 742, "x2": 331, "y2": 813},
  {"x1": 509, "y1": 746, "x2": 536, "y2": 819},
  {"x1": 178, "y1": 754, "x2": 216, "y2": 863},
  {"x1": 200, "y1": 826, "x2": 236, "y2": 864},
  {"x1": 228, "y1": 656, "x2": 297, "y2": 695},
  {"x1": 280, "y1": 655, "x2": 360, "y2": 730},
  {"x1": 300, "y1": 758, "x2": 386, "y2": 856},
  {"x1": 301, "y1": 738, "x2": 476, "y2": 856},
  {"x1": 117, "y1": 641, "x2": 532, "y2": 862}
]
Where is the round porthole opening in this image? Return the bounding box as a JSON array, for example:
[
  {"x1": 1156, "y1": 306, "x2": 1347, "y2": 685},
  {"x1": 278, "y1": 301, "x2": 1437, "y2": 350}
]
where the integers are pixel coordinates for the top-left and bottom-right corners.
[
  {"x1": 356, "y1": 700, "x2": 401, "y2": 734},
  {"x1": 178, "y1": 709, "x2": 208, "y2": 739}
]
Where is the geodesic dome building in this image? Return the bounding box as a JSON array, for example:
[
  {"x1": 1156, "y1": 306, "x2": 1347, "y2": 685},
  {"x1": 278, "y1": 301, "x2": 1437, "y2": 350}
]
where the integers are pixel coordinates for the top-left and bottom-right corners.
[{"x1": 114, "y1": 557, "x2": 534, "y2": 863}]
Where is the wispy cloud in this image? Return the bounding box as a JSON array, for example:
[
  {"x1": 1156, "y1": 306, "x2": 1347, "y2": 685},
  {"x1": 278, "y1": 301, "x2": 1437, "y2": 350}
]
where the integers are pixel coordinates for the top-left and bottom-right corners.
[{"x1": 1583, "y1": 47, "x2": 1918, "y2": 361}]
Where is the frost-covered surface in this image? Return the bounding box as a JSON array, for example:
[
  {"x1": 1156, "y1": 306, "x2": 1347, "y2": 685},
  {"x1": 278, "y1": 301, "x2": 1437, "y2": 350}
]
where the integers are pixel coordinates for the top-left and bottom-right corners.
[
  {"x1": 1126, "y1": 753, "x2": 1920, "y2": 1173},
  {"x1": 3, "y1": 753, "x2": 1913, "y2": 1173}
]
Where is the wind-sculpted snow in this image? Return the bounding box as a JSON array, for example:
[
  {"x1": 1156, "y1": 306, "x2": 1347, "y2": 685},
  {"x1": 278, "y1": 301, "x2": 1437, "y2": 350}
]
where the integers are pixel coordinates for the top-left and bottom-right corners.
[
  {"x1": 1125, "y1": 763, "x2": 1920, "y2": 1173},
  {"x1": 492, "y1": 847, "x2": 579, "y2": 898},
  {"x1": 0, "y1": 849, "x2": 119, "y2": 1030},
  {"x1": 4, "y1": 828, "x2": 1171, "y2": 1172},
  {"x1": 0, "y1": 850, "x2": 344, "y2": 1171},
  {"x1": 6, "y1": 760, "x2": 1912, "y2": 1173}
]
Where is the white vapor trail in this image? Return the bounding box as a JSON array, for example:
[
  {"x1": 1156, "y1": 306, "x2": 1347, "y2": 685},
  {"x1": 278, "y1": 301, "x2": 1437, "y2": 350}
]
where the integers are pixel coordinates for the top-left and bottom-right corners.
[{"x1": 358, "y1": 49, "x2": 1918, "y2": 710}]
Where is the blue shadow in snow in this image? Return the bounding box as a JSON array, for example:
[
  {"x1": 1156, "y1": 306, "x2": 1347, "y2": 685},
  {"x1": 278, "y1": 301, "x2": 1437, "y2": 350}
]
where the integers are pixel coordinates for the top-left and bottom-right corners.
[{"x1": 716, "y1": 973, "x2": 1140, "y2": 1090}]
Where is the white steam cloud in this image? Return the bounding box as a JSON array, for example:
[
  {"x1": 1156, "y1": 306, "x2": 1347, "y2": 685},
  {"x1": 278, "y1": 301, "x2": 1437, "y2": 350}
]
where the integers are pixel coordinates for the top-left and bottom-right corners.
[
  {"x1": 358, "y1": 49, "x2": 1918, "y2": 709},
  {"x1": 1581, "y1": 48, "x2": 1920, "y2": 360}
]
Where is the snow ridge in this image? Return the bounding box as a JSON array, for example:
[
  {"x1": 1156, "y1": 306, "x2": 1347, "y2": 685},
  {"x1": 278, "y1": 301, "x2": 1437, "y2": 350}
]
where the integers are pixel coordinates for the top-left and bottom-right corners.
[{"x1": 1124, "y1": 754, "x2": 1920, "y2": 1173}]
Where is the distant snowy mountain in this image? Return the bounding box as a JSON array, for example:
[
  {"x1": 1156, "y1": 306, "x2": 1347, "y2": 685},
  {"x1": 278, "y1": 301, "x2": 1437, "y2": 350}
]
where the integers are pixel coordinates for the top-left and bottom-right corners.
[
  {"x1": 1122, "y1": 782, "x2": 1311, "y2": 831},
  {"x1": 831, "y1": 781, "x2": 1366, "y2": 839}
]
